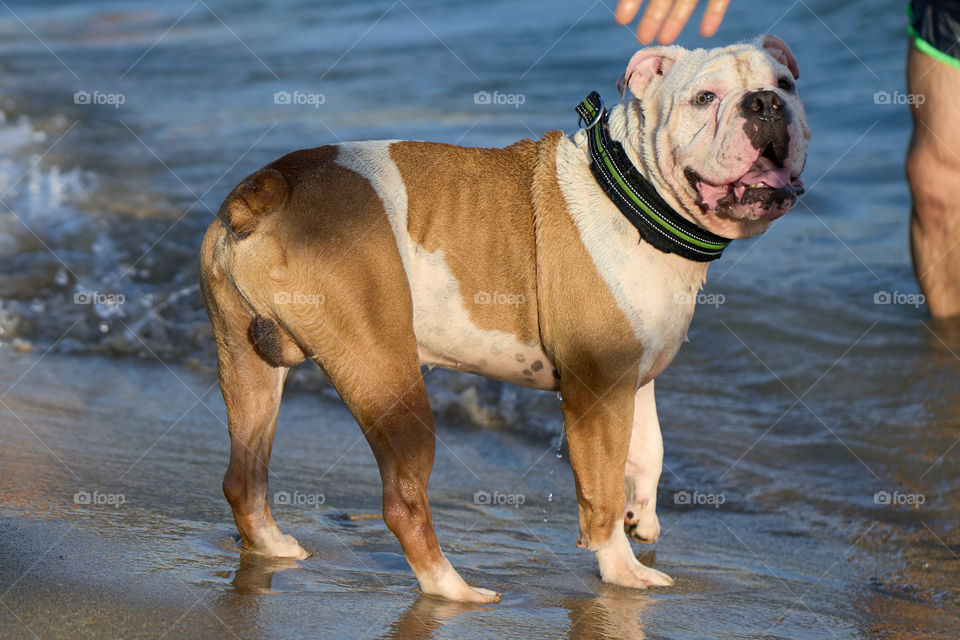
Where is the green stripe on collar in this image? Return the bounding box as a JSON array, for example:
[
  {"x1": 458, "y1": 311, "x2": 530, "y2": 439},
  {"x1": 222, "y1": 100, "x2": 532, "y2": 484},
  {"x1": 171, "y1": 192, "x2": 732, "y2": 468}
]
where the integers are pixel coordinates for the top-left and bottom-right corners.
[{"x1": 575, "y1": 92, "x2": 731, "y2": 262}]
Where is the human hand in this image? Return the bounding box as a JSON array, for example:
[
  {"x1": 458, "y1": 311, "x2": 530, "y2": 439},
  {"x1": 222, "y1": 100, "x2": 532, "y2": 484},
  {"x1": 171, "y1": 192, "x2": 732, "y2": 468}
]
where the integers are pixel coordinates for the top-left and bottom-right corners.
[{"x1": 614, "y1": 0, "x2": 731, "y2": 44}]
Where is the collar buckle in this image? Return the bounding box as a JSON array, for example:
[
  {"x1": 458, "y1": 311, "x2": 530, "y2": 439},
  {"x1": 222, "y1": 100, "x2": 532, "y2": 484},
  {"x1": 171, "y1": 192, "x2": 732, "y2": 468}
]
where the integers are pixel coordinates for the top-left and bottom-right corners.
[{"x1": 577, "y1": 94, "x2": 604, "y2": 132}]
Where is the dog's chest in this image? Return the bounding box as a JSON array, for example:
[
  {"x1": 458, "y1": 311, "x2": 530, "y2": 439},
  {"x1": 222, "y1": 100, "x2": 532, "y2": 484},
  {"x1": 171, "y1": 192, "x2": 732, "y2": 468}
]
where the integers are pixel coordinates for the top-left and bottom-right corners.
[{"x1": 554, "y1": 137, "x2": 705, "y2": 385}]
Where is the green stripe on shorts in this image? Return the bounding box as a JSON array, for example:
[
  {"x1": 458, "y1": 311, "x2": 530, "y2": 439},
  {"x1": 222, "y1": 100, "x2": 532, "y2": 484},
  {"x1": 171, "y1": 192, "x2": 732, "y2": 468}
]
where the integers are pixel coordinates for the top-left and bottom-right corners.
[{"x1": 907, "y1": 2, "x2": 960, "y2": 71}]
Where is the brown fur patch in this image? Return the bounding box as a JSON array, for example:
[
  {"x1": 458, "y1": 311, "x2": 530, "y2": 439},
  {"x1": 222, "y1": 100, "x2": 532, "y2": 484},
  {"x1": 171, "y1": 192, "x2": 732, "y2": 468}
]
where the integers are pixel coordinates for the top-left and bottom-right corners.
[
  {"x1": 531, "y1": 132, "x2": 642, "y2": 381},
  {"x1": 219, "y1": 146, "x2": 340, "y2": 238},
  {"x1": 224, "y1": 145, "x2": 422, "y2": 379},
  {"x1": 268, "y1": 144, "x2": 339, "y2": 178},
  {"x1": 389, "y1": 140, "x2": 541, "y2": 344}
]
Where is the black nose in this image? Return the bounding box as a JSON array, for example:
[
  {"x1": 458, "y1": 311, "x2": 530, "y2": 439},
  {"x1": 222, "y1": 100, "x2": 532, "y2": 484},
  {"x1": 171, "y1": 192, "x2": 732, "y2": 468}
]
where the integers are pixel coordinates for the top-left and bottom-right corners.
[{"x1": 740, "y1": 90, "x2": 784, "y2": 122}]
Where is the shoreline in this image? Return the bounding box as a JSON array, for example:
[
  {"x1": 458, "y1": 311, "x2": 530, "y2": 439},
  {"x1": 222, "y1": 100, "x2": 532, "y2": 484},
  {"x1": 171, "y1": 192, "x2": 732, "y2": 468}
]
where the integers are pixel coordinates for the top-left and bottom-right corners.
[{"x1": 0, "y1": 351, "x2": 957, "y2": 638}]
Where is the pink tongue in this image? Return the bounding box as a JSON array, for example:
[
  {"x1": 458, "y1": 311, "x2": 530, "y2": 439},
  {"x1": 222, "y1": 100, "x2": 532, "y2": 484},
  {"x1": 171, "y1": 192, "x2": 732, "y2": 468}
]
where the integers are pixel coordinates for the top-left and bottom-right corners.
[
  {"x1": 697, "y1": 166, "x2": 795, "y2": 209},
  {"x1": 739, "y1": 166, "x2": 792, "y2": 189}
]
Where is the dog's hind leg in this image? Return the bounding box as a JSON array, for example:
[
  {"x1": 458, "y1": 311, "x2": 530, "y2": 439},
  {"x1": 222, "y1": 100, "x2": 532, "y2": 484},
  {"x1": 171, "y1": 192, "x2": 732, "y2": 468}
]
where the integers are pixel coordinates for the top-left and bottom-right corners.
[
  {"x1": 275, "y1": 259, "x2": 500, "y2": 601},
  {"x1": 300, "y1": 327, "x2": 500, "y2": 602},
  {"x1": 200, "y1": 221, "x2": 307, "y2": 559}
]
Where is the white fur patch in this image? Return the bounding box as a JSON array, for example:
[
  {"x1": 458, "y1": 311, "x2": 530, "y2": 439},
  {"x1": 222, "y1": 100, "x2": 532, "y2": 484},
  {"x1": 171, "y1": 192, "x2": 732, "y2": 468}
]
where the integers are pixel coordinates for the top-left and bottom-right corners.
[{"x1": 334, "y1": 142, "x2": 556, "y2": 390}]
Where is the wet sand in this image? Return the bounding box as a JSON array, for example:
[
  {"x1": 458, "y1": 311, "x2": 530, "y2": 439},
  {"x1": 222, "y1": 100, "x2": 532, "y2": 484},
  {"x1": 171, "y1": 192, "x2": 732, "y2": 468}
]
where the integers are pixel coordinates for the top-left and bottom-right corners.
[{"x1": 1, "y1": 351, "x2": 957, "y2": 639}]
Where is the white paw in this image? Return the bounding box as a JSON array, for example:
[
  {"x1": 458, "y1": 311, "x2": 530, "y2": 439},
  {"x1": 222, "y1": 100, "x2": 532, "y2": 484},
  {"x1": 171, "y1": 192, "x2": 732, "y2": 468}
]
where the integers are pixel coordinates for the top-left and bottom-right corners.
[
  {"x1": 595, "y1": 525, "x2": 673, "y2": 589},
  {"x1": 248, "y1": 532, "x2": 309, "y2": 560},
  {"x1": 460, "y1": 586, "x2": 502, "y2": 604},
  {"x1": 417, "y1": 558, "x2": 502, "y2": 603},
  {"x1": 422, "y1": 581, "x2": 502, "y2": 603},
  {"x1": 602, "y1": 557, "x2": 674, "y2": 589}
]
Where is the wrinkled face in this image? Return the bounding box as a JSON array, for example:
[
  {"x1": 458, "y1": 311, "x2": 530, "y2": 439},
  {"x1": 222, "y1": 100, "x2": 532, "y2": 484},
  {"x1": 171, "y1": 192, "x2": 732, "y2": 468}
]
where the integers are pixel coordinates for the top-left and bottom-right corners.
[{"x1": 623, "y1": 37, "x2": 810, "y2": 239}]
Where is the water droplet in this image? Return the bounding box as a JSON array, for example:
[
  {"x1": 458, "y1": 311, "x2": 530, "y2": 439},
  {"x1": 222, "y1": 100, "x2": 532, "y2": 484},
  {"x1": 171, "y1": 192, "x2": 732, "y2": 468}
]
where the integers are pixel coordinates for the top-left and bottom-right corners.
[
  {"x1": 99, "y1": 323, "x2": 109, "y2": 333},
  {"x1": 54, "y1": 268, "x2": 68, "y2": 286},
  {"x1": 547, "y1": 493, "x2": 553, "y2": 502}
]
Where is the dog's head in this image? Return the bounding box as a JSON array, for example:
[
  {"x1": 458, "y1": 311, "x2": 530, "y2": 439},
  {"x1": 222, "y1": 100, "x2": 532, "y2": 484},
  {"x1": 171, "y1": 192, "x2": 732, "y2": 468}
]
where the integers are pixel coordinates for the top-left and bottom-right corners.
[{"x1": 619, "y1": 35, "x2": 810, "y2": 239}]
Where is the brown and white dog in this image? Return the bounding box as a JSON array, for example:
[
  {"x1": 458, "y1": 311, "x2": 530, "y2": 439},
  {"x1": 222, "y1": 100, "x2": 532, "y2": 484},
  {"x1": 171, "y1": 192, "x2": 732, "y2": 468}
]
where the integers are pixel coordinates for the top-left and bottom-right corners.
[{"x1": 199, "y1": 35, "x2": 809, "y2": 602}]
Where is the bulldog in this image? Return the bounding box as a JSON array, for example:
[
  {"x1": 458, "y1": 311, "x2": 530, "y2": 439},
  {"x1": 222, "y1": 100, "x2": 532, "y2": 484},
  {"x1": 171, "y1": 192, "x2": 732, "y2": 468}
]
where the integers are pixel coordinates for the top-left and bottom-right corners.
[{"x1": 199, "y1": 34, "x2": 809, "y2": 603}]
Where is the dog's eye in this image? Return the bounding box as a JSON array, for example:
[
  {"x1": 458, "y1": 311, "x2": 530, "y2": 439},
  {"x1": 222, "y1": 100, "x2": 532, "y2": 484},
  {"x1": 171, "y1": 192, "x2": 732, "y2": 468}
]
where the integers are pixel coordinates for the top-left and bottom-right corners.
[
  {"x1": 693, "y1": 91, "x2": 716, "y2": 106},
  {"x1": 778, "y1": 77, "x2": 794, "y2": 92}
]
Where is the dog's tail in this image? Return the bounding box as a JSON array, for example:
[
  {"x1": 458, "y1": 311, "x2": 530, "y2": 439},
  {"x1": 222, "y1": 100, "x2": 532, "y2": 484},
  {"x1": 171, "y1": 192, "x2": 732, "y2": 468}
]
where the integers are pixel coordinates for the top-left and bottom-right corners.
[{"x1": 219, "y1": 167, "x2": 288, "y2": 237}]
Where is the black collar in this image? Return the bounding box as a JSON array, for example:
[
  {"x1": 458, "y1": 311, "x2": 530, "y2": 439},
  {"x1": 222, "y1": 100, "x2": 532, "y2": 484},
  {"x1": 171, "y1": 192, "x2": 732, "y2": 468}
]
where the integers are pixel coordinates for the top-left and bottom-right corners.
[{"x1": 575, "y1": 92, "x2": 731, "y2": 262}]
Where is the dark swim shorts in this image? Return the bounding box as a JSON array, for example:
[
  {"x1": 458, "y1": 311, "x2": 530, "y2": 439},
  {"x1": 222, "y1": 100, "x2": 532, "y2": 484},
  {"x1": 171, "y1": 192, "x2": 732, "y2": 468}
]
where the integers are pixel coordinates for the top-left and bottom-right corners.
[{"x1": 909, "y1": 0, "x2": 960, "y2": 69}]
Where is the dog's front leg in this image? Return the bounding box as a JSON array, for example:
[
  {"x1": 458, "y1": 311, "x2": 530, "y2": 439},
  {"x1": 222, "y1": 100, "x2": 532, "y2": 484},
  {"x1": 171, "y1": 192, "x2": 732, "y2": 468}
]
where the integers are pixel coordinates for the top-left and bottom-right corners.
[
  {"x1": 561, "y1": 371, "x2": 673, "y2": 589},
  {"x1": 624, "y1": 380, "x2": 662, "y2": 543}
]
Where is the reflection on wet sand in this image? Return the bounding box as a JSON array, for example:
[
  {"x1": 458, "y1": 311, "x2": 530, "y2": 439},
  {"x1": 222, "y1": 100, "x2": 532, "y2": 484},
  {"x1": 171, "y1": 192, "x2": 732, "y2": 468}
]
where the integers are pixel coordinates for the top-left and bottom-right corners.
[
  {"x1": 386, "y1": 595, "x2": 490, "y2": 640},
  {"x1": 378, "y1": 588, "x2": 651, "y2": 640},
  {"x1": 229, "y1": 553, "x2": 303, "y2": 595},
  {"x1": 563, "y1": 590, "x2": 650, "y2": 640}
]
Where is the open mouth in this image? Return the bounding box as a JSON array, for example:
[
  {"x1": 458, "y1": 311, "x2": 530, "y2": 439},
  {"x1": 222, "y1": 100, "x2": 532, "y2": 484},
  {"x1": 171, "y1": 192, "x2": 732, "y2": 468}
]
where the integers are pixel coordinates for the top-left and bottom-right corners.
[{"x1": 686, "y1": 142, "x2": 805, "y2": 216}]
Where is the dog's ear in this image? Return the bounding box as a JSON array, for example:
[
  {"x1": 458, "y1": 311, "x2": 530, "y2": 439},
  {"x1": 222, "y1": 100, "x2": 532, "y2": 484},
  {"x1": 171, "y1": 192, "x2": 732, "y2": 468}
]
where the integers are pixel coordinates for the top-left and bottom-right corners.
[
  {"x1": 758, "y1": 34, "x2": 799, "y2": 79},
  {"x1": 623, "y1": 46, "x2": 685, "y2": 99}
]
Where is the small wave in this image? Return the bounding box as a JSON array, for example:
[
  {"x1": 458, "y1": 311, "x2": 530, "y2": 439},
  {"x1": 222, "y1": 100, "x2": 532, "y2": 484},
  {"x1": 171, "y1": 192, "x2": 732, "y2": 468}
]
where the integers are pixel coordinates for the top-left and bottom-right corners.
[{"x1": 0, "y1": 109, "x2": 211, "y2": 364}]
